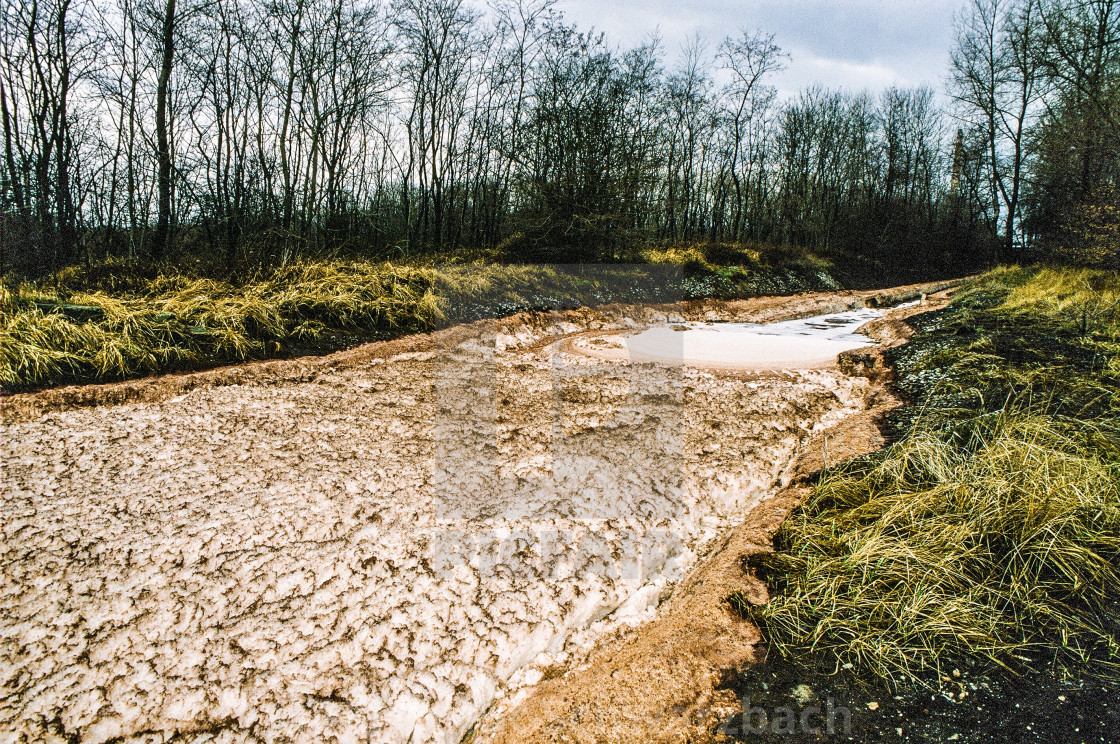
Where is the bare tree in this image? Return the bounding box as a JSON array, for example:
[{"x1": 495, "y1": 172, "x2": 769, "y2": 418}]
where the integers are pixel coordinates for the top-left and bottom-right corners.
[
  {"x1": 151, "y1": 0, "x2": 176, "y2": 259},
  {"x1": 717, "y1": 29, "x2": 786, "y2": 241},
  {"x1": 951, "y1": 0, "x2": 1046, "y2": 260},
  {"x1": 2, "y1": 0, "x2": 99, "y2": 272}
]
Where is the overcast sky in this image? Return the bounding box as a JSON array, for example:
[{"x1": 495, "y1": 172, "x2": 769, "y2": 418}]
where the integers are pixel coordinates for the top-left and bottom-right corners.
[{"x1": 555, "y1": 0, "x2": 965, "y2": 100}]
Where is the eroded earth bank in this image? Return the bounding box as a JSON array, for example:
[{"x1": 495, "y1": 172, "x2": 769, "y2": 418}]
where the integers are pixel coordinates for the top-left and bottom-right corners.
[{"x1": 1, "y1": 282, "x2": 957, "y2": 744}]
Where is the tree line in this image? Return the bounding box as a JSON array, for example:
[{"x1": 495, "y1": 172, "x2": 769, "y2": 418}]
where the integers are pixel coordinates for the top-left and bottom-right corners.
[{"x1": 1, "y1": 0, "x2": 1116, "y2": 278}]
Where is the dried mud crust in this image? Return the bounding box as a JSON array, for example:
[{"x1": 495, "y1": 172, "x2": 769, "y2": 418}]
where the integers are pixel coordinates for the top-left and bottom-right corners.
[{"x1": 0, "y1": 280, "x2": 962, "y2": 744}]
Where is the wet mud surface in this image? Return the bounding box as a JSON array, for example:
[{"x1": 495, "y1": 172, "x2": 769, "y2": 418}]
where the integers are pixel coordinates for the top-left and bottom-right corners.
[
  {"x1": 0, "y1": 280, "x2": 963, "y2": 744},
  {"x1": 1, "y1": 307, "x2": 881, "y2": 743}
]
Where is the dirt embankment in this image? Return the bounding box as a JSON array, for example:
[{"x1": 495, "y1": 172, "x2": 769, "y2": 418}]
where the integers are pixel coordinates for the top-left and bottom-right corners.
[
  {"x1": 1, "y1": 280, "x2": 959, "y2": 424},
  {"x1": 1, "y1": 280, "x2": 962, "y2": 744}
]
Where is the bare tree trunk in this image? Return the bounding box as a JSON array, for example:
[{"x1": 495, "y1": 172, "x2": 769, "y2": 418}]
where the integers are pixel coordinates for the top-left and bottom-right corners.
[
  {"x1": 53, "y1": 0, "x2": 77, "y2": 267},
  {"x1": 152, "y1": 0, "x2": 176, "y2": 260}
]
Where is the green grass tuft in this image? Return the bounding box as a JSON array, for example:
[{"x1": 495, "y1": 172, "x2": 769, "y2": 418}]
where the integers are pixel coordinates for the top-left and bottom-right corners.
[{"x1": 746, "y1": 267, "x2": 1120, "y2": 685}]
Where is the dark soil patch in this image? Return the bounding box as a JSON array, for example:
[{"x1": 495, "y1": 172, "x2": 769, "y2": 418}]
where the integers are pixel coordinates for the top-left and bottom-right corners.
[{"x1": 718, "y1": 653, "x2": 1118, "y2": 743}]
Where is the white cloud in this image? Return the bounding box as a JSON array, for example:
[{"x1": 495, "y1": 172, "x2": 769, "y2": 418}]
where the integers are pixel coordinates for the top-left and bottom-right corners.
[
  {"x1": 554, "y1": 0, "x2": 961, "y2": 98},
  {"x1": 775, "y1": 49, "x2": 913, "y2": 98}
]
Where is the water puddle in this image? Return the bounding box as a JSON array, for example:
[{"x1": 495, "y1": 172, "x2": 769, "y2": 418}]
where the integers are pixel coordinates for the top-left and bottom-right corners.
[{"x1": 571, "y1": 307, "x2": 885, "y2": 370}]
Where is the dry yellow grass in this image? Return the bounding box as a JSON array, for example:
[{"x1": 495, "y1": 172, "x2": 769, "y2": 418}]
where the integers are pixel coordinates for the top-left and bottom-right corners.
[{"x1": 2, "y1": 262, "x2": 450, "y2": 387}]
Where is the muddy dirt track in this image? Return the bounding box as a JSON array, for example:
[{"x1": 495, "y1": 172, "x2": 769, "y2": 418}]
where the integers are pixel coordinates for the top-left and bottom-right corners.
[{"x1": 1, "y1": 281, "x2": 961, "y2": 744}]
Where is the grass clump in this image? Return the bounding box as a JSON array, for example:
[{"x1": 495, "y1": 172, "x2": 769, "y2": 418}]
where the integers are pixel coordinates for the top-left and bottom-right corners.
[
  {"x1": 749, "y1": 410, "x2": 1120, "y2": 682},
  {"x1": 1000, "y1": 267, "x2": 1120, "y2": 369},
  {"x1": 0, "y1": 261, "x2": 452, "y2": 389},
  {"x1": 745, "y1": 266, "x2": 1120, "y2": 685}
]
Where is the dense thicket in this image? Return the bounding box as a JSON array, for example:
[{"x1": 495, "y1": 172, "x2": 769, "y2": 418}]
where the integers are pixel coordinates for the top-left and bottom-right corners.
[{"x1": 1, "y1": 0, "x2": 1115, "y2": 278}]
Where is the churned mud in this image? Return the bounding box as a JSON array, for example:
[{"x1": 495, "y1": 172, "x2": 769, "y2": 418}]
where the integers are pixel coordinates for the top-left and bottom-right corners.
[{"x1": 1, "y1": 281, "x2": 960, "y2": 744}]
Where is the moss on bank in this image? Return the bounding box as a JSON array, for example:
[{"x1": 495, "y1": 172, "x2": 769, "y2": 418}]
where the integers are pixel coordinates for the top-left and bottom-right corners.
[{"x1": 744, "y1": 267, "x2": 1120, "y2": 685}]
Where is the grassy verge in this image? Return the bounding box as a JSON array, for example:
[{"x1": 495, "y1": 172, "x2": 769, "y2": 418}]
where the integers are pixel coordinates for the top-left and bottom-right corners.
[
  {"x1": 639, "y1": 242, "x2": 838, "y2": 298},
  {"x1": 1, "y1": 245, "x2": 838, "y2": 390},
  {"x1": 742, "y1": 266, "x2": 1120, "y2": 685}
]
